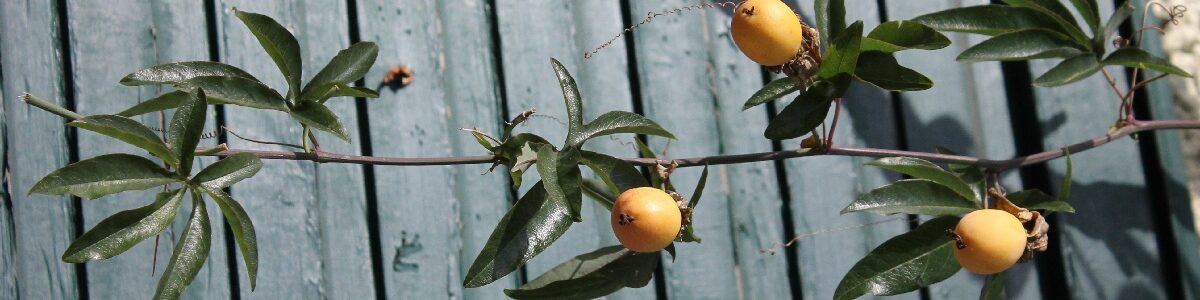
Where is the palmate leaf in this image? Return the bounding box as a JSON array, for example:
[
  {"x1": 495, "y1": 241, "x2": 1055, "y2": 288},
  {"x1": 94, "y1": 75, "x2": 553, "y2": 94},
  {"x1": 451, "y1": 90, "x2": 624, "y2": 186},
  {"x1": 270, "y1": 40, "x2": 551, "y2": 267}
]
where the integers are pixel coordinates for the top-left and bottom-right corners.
[
  {"x1": 842, "y1": 179, "x2": 980, "y2": 216},
  {"x1": 854, "y1": 51, "x2": 932, "y2": 91},
  {"x1": 1104, "y1": 48, "x2": 1193, "y2": 77},
  {"x1": 235, "y1": 9, "x2": 302, "y2": 97},
  {"x1": 958, "y1": 29, "x2": 1084, "y2": 62},
  {"x1": 912, "y1": 5, "x2": 1068, "y2": 36},
  {"x1": 197, "y1": 186, "x2": 258, "y2": 289},
  {"x1": 69, "y1": 115, "x2": 177, "y2": 167},
  {"x1": 192, "y1": 153, "x2": 263, "y2": 190},
  {"x1": 550, "y1": 58, "x2": 585, "y2": 146},
  {"x1": 117, "y1": 91, "x2": 188, "y2": 117},
  {"x1": 301, "y1": 41, "x2": 380, "y2": 101},
  {"x1": 571, "y1": 111, "x2": 674, "y2": 147},
  {"x1": 742, "y1": 77, "x2": 804, "y2": 110},
  {"x1": 536, "y1": 144, "x2": 583, "y2": 221},
  {"x1": 464, "y1": 182, "x2": 574, "y2": 288},
  {"x1": 1034, "y1": 54, "x2": 1102, "y2": 87},
  {"x1": 175, "y1": 76, "x2": 288, "y2": 111},
  {"x1": 289, "y1": 100, "x2": 351, "y2": 142},
  {"x1": 833, "y1": 217, "x2": 960, "y2": 300},
  {"x1": 62, "y1": 189, "x2": 185, "y2": 263},
  {"x1": 30, "y1": 154, "x2": 179, "y2": 200},
  {"x1": 169, "y1": 89, "x2": 208, "y2": 175},
  {"x1": 505, "y1": 245, "x2": 658, "y2": 299},
  {"x1": 120, "y1": 61, "x2": 259, "y2": 86},
  {"x1": 866, "y1": 157, "x2": 976, "y2": 202},
  {"x1": 153, "y1": 193, "x2": 211, "y2": 300}
]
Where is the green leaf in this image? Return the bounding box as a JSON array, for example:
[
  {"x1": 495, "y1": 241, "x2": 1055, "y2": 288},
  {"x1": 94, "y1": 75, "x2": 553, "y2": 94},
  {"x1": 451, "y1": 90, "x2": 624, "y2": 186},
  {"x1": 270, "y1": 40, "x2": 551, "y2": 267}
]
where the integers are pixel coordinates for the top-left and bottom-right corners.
[
  {"x1": 580, "y1": 179, "x2": 616, "y2": 210},
  {"x1": 572, "y1": 111, "x2": 674, "y2": 146},
  {"x1": 301, "y1": 41, "x2": 380, "y2": 101},
  {"x1": 1002, "y1": 0, "x2": 1090, "y2": 47},
  {"x1": 866, "y1": 157, "x2": 977, "y2": 202},
  {"x1": 323, "y1": 84, "x2": 379, "y2": 100},
  {"x1": 196, "y1": 186, "x2": 258, "y2": 290},
  {"x1": 1033, "y1": 54, "x2": 1103, "y2": 87},
  {"x1": 504, "y1": 245, "x2": 658, "y2": 299},
  {"x1": 816, "y1": 0, "x2": 847, "y2": 46},
  {"x1": 818, "y1": 21, "x2": 864, "y2": 79},
  {"x1": 957, "y1": 29, "x2": 1085, "y2": 62},
  {"x1": 494, "y1": 133, "x2": 551, "y2": 189},
  {"x1": 981, "y1": 272, "x2": 1007, "y2": 300},
  {"x1": 192, "y1": 153, "x2": 262, "y2": 190},
  {"x1": 175, "y1": 76, "x2": 288, "y2": 111},
  {"x1": 289, "y1": 100, "x2": 350, "y2": 142},
  {"x1": 1058, "y1": 148, "x2": 1073, "y2": 203},
  {"x1": 1006, "y1": 189, "x2": 1075, "y2": 213},
  {"x1": 866, "y1": 20, "x2": 950, "y2": 51},
  {"x1": 842, "y1": 179, "x2": 980, "y2": 216},
  {"x1": 854, "y1": 51, "x2": 932, "y2": 91},
  {"x1": 463, "y1": 182, "x2": 574, "y2": 288},
  {"x1": 1099, "y1": 1, "x2": 1135, "y2": 51},
  {"x1": 634, "y1": 139, "x2": 662, "y2": 189},
  {"x1": 678, "y1": 165, "x2": 708, "y2": 243},
  {"x1": 62, "y1": 189, "x2": 185, "y2": 263},
  {"x1": 68, "y1": 115, "x2": 176, "y2": 167},
  {"x1": 912, "y1": 5, "x2": 1069, "y2": 36},
  {"x1": 550, "y1": 58, "x2": 585, "y2": 146},
  {"x1": 31, "y1": 154, "x2": 179, "y2": 200},
  {"x1": 764, "y1": 77, "x2": 845, "y2": 140},
  {"x1": 120, "y1": 61, "x2": 259, "y2": 86},
  {"x1": 170, "y1": 89, "x2": 208, "y2": 175},
  {"x1": 743, "y1": 77, "x2": 804, "y2": 110},
  {"x1": 580, "y1": 151, "x2": 648, "y2": 196},
  {"x1": 153, "y1": 193, "x2": 211, "y2": 300},
  {"x1": 833, "y1": 217, "x2": 961, "y2": 300},
  {"x1": 117, "y1": 91, "x2": 188, "y2": 117},
  {"x1": 932, "y1": 146, "x2": 984, "y2": 186},
  {"x1": 1070, "y1": 0, "x2": 1101, "y2": 37},
  {"x1": 235, "y1": 9, "x2": 302, "y2": 97},
  {"x1": 537, "y1": 144, "x2": 583, "y2": 222},
  {"x1": 1103, "y1": 48, "x2": 1193, "y2": 77}
]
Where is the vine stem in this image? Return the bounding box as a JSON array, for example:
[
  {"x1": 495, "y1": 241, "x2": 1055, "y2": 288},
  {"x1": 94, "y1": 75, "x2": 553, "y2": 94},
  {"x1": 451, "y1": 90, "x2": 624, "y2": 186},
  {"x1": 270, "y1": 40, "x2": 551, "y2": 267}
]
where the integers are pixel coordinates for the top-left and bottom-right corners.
[{"x1": 194, "y1": 119, "x2": 1200, "y2": 172}]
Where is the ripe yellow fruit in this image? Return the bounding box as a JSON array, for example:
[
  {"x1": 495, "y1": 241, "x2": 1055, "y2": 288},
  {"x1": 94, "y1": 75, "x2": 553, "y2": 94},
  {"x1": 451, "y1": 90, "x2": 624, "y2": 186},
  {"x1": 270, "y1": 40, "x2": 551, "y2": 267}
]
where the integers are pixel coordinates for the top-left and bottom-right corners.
[
  {"x1": 952, "y1": 209, "x2": 1027, "y2": 274},
  {"x1": 731, "y1": 0, "x2": 806, "y2": 66},
  {"x1": 611, "y1": 187, "x2": 682, "y2": 253}
]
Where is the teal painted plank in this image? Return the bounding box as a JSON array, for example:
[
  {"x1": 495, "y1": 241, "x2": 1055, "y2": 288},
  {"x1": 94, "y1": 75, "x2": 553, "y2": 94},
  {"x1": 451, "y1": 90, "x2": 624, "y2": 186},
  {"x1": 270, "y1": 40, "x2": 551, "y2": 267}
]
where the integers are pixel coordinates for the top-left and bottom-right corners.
[
  {"x1": 354, "y1": 0, "x2": 512, "y2": 298},
  {"x1": 215, "y1": 1, "x2": 375, "y2": 298},
  {"x1": 881, "y1": 1, "x2": 1034, "y2": 298},
  {"x1": 626, "y1": 1, "x2": 741, "y2": 298},
  {"x1": 0, "y1": 0, "x2": 81, "y2": 299},
  {"x1": 1133, "y1": 0, "x2": 1200, "y2": 297},
  {"x1": 432, "y1": 0, "x2": 516, "y2": 299},
  {"x1": 0, "y1": 42, "x2": 16, "y2": 300},
  {"x1": 1027, "y1": 2, "x2": 1166, "y2": 299},
  {"x1": 781, "y1": 2, "x2": 919, "y2": 300},
  {"x1": 65, "y1": 2, "x2": 231, "y2": 299}
]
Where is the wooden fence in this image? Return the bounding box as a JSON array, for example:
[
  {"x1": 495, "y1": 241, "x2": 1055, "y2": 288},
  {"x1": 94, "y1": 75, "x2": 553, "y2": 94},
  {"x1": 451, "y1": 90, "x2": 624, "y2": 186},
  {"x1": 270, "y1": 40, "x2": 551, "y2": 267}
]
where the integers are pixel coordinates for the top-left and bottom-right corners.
[{"x1": 0, "y1": 0, "x2": 1196, "y2": 299}]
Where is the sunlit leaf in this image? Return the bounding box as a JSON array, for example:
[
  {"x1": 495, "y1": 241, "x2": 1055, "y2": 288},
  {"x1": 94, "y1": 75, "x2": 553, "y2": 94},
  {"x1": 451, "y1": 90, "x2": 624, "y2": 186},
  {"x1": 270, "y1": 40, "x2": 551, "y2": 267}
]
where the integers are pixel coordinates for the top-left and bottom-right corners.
[
  {"x1": 69, "y1": 115, "x2": 177, "y2": 167},
  {"x1": 289, "y1": 100, "x2": 350, "y2": 142},
  {"x1": 866, "y1": 157, "x2": 976, "y2": 202},
  {"x1": 818, "y1": 21, "x2": 864, "y2": 79},
  {"x1": 31, "y1": 154, "x2": 179, "y2": 200},
  {"x1": 197, "y1": 186, "x2": 258, "y2": 289},
  {"x1": 62, "y1": 189, "x2": 185, "y2": 263},
  {"x1": 235, "y1": 9, "x2": 302, "y2": 97},
  {"x1": 580, "y1": 151, "x2": 647, "y2": 196},
  {"x1": 117, "y1": 91, "x2": 187, "y2": 117},
  {"x1": 743, "y1": 77, "x2": 804, "y2": 110},
  {"x1": 551, "y1": 58, "x2": 585, "y2": 146},
  {"x1": 463, "y1": 182, "x2": 574, "y2": 288},
  {"x1": 537, "y1": 145, "x2": 583, "y2": 221},
  {"x1": 572, "y1": 111, "x2": 674, "y2": 146},
  {"x1": 169, "y1": 89, "x2": 208, "y2": 175},
  {"x1": 153, "y1": 194, "x2": 211, "y2": 300},
  {"x1": 842, "y1": 179, "x2": 980, "y2": 216},
  {"x1": 301, "y1": 41, "x2": 379, "y2": 101},
  {"x1": 120, "y1": 61, "x2": 259, "y2": 86},
  {"x1": 192, "y1": 153, "x2": 263, "y2": 190},
  {"x1": 865, "y1": 20, "x2": 950, "y2": 51},
  {"x1": 854, "y1": 51, "x2": 932, "y2": 91},
  {"x1": 175, "y1": 76, "x2": 288, "y2": 111},
  {"x1": 833, "y1": 217, "x2": 960, "y2": 300},
  {"x1": 505, "y1": 246, "x2": 658, "y2": 299}
]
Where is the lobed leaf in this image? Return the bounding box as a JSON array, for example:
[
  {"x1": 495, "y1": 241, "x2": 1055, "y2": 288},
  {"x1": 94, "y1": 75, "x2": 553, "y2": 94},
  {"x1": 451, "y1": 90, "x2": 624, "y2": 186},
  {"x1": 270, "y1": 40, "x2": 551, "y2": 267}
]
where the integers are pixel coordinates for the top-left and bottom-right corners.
[
  {"x1": 31, "y1": 154, "x2": 179, "y2": 200},
  {"x1": 842, "y1": 179, "x2": 980, "y2": 216},
  {"x1": 463, "y1": 182, "x2": 574, "y2": 288},
  {"x1": 866, "y1": 157, "x2": 976, "y2": 202},
  {"x1": 854, "y1": 51, "x2": 932, "y2": 91},
  {"x1": 289, "y1": 100, "x2": 351, "y2": 142},
  {"x1": 301, "y1": 41, "x2": 380, "y2": 101},
  {"x1": 69, "y1": 115, "x2": 177, "y2": 167},
  {"x1": 833, "y1": 217, "x2": 961, "y2": 300},
  {"x1": 957, "y1": 29, "x2": 1084, "y2": 62},
  {"x1": 117, "y1": 91, "x2": 188, "y2": 117},
  {"x1": 505, "y1": 246, "x2": 658, "y2": 299},
  {"x1": 62, "y1": 189, "x2": 185, "y2": 263},
  {"x1": 572, "y1": 111, "x2": 674, "y2": 146},
  {"x1": 197, "y1": 186, "x2": 258, "y2": 289},
  {"x1": 175, "y1": 76, "x2": 288, "y2": 111},
  {"x1": 192, "y1": 153, "x2": 263, "y2": 190},
  {"x1": 743, "y1": 77, "x2": 805, "y2": 110},
  {"x1": 169, "y1": 89, "x2": 209, "y2": 175},
  {"x1": 153, "y1": 194, "x2": 211, "y2": 300},
  {"x1": 1103, "y1": 48, "x2": 1193, "y2": 77},
  {"x1": 235, "y1": 9, "x2": 302, "y2": 97},
  {"x1": 537, "y1": 145, "x2": 583, "y2": 221},
  {"x1": 1034, "y1": 54, "x2": 1102, "y2": 87},
  {"x1": 120, "y1": 61, "x2": 258, "y2": 86}
]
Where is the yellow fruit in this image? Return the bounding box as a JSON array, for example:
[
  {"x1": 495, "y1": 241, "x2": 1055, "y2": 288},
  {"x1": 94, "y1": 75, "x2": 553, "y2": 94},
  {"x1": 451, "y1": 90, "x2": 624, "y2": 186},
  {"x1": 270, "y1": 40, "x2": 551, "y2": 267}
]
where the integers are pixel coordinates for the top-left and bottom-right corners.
[
  {"x1": 952, "y1": 209, "x2": 1027, "y2": 274},
  {"x1": 731, "y1": 0, "x2": 806, "y2": 66},
  {"x1": 611, "y1": 187, "x2": 682, "y2": 253}
]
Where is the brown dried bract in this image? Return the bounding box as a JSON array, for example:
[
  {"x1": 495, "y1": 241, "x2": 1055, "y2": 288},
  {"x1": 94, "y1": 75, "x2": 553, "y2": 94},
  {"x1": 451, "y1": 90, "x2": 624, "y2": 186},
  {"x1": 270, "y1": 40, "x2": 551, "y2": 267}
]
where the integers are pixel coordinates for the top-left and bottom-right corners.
[
  {"x1": 382, "y1": 65, "x2": 414, "y2": 87},
  {"x1": 766, "y1": 19, "x2": 821, "y2": 83},
  {"x1": 989, "y1": 188, "x2": 1050, "y2": 262}
]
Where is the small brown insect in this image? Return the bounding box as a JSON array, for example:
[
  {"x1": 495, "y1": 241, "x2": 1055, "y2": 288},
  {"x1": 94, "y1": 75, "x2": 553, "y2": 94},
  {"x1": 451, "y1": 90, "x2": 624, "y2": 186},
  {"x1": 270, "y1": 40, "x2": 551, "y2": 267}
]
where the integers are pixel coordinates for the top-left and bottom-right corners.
[{"x1": 383, "y1": 65, "x2": 414, "y2": 87}]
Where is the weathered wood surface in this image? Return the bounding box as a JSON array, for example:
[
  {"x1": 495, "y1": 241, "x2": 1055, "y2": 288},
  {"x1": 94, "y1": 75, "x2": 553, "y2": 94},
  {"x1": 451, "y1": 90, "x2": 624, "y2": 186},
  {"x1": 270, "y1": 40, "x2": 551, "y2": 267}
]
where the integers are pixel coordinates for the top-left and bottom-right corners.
[{"x1": 0, "y1": 0, "x2": 1196, "y2": 299}]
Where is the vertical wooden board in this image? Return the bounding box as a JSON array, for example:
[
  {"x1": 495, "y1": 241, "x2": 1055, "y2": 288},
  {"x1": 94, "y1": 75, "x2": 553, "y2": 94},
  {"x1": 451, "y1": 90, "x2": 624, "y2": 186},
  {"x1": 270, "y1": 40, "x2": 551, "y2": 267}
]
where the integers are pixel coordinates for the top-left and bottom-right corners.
[
  {"x1": 214, "y1": 1, "x2": 357, "y2": 298},
  {"x1": 65, "y1": 2, "x2": 230, "y2": 299},
  {"x1": 1026, "y1": 2, "x2": 1166, "y2": 298},
  {"x1": 779, "y1": 2, "x2": 919, "y2": 299},
  {"x1": 431, "y1": 0, "x2": 518, "y2": 298},
  {"x1": 882, "y1": 1, "x2": 1031, "y2": 298},
  {"x1": 1132, "y1": 1, "x2": 1200, "y2": 296},
  {"x1": 0, "y1": 45, "x2": 16, "y2": 299},
  {"x1": 703, "y1": 5, "x2": 793, "y2": 299},
  {"x1": 0, "y1": 0, "x2": 80, "y2": 299},
  {"x1": 354, "y1": 0, "x2": 468, "y2": 298},
  {"x1": 626, "y1": 1, "x2": 739, "y2": 298}
]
